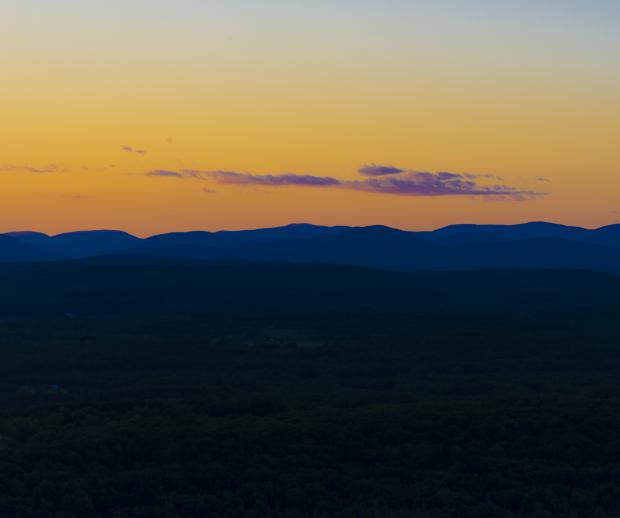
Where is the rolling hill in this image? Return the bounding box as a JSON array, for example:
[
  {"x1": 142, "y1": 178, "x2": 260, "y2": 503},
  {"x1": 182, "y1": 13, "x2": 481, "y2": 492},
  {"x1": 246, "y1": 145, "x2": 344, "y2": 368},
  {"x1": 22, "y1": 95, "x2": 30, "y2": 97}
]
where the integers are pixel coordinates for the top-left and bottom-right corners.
[
  {"x1": 2, "y1": 222, "x2": 620, "y2": 273},
  {"x1": 0, "y1": 257, "x2": 618, "y2": 316}
]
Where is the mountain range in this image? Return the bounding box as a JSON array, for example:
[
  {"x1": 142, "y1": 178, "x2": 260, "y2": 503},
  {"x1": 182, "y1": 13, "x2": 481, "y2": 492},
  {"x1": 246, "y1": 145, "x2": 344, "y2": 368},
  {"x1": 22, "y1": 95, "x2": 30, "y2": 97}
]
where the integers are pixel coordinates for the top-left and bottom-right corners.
[{"x1": 2, "y1": 222, "x2": 620, "y2": 273}]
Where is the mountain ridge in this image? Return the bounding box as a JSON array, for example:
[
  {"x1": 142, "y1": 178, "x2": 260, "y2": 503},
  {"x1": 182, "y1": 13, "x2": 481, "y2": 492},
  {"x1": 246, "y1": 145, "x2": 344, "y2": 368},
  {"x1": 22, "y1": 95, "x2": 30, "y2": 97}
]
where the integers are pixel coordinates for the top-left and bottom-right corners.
[
  {"x1": 2, "y1": 222, "x2": 620, "y2": 273},
  {"x1": 5, "y1": 220, "x2": 618, "y2": 239}
]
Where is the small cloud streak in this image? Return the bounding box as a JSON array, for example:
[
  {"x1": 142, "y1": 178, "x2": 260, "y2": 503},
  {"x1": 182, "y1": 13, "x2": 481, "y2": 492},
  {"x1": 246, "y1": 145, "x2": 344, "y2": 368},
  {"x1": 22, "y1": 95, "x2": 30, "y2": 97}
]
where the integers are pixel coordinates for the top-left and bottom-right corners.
[
  {"x1": 200, "y1": 170, "x2": 341, "y2": 187},
  {"x1": 358, "y1": 164, "x2": 405, "y2": 176},
  {"x1": 148, "y1": 170, "x2": 185, "y2": 179},
  {"x1": 122, "y1": 145, "x2": 146, "y2": 155},
  {"x1": 146, "y1": 165, "x2": 547, "y2": 201},
  {"x1": 0, "y1": 164, "x2": 61, "y2": 173}
]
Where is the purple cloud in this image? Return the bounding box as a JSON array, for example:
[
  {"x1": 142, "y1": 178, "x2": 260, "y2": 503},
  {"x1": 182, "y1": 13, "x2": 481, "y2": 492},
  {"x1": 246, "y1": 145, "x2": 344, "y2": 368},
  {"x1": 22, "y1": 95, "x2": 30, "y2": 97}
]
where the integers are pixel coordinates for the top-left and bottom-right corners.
[
  {"x1": 0, "y1": 164, "x2": 60, "y2": 173},
  {"x1": 358, "y1": 164, "x2": 405, "y2": 176},
  {"x1": 346, "y1": 172, "x2": 538, "y2": 199},
  {"x1": 146, "y1": 166, "x2": 546, "y2": 200},
  {"x1": 147, "y1": 170, "x2": 185, "y2": 179},
  {"x1": 200, "y1": 170, "x2": 341, "y2": 187},
  {"x1": 122, "y1": 145, "x2": 146, "y2": 155},
  {"x1": 25, "y1": 165, "x2": 60, "y2": 173},
  {"x1": 148, "y1": 169, "x2": 341, "y2": 186}
]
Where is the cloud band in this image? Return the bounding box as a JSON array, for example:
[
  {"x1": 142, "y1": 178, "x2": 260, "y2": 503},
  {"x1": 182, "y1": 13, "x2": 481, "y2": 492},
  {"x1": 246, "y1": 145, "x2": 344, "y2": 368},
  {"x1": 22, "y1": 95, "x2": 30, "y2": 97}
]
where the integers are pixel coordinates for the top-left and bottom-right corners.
[{"x1": 147, "y1": 165, "x2": 546, "y2": 200}]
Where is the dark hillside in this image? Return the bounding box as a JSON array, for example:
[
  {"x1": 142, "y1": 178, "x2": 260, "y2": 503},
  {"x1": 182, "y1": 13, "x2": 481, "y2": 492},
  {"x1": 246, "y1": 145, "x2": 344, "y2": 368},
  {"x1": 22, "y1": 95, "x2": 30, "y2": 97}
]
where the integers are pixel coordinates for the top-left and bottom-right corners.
[
  {"x1": 2, "y1": 261, "x2": 620, "y2": 516},
  {"x1": 0, "y1": 258, "x2": 618, "y2": 316}
]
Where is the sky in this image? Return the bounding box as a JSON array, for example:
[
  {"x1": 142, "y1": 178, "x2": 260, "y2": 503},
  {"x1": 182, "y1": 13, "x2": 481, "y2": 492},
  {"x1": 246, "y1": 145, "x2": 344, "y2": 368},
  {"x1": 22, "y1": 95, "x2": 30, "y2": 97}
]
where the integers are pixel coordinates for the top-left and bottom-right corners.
[{"x1": 1, "y1": 0, "x2": 619, "y2": 236}]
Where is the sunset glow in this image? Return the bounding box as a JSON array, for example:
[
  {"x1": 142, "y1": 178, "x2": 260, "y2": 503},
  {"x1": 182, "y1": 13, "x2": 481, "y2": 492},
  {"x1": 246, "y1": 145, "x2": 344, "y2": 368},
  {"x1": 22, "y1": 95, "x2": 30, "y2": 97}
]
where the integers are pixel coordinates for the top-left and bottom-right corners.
[{"x1": 2, "y1": 0, "x2": 618, "y2": 235}]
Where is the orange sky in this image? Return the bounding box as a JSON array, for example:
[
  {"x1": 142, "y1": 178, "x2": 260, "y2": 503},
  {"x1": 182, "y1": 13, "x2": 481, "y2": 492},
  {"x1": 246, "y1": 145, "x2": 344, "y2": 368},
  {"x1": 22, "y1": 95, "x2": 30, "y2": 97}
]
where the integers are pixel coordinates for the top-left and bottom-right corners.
[{"x1": 1, "y1": 1, "x2": 618, "y2": 236}]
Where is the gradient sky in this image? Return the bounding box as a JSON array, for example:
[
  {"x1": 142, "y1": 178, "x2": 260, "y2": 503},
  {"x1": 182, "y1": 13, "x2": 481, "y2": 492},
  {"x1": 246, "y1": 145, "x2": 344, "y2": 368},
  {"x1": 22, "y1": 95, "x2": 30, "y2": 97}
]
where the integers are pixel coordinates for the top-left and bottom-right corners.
[{"x1": 1, "y1": 0, "x2": 618, "y2": 235}]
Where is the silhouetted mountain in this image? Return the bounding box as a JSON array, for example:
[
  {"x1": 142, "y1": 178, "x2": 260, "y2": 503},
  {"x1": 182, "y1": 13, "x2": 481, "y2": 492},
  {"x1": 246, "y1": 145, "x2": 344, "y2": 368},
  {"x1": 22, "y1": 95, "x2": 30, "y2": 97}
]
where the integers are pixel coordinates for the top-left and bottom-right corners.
[
  {"x1": 1, "y1": 230, "x2": 140, "y2": 260},
  {"x1": 126, "y1": 225, "x2": 620, "y2": 273},
  {"x1": 593, "y1": 224, "x2": 620, "y2": 246},
  {"x1": 3, "y1": 222, "x2": 620, "y2": 272},
  {"x1": 431, "y1": 222, "x2": 589, "y2": 241},
  {"x1": 143, "y1": 223, "x2": 350, "y2": 249},
  {"x1": 0, "y1": 235, "x2": 52, "y2": 262},
  {"x1": 48, "y1": 230, "x2": 140, "y2": 259},
  {"x1": 4, "y1": 231, "x2": 50, "y2": 241},
  {"x1": 431, "y1": 221, "x2": 620, "y2": 247},
  {"x1": 598, "y1": 224, "x2": 620, "y2": 233}
]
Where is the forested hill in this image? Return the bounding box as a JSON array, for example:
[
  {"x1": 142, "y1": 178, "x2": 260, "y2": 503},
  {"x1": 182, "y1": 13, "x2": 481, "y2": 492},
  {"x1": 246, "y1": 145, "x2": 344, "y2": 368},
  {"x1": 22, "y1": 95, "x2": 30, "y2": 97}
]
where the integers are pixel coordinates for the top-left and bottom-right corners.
[
  {"x1": 0, "y1": 257, "x2": 619, "y2": 316},
  {"x1": 2, "y1": 259, "x2": 620, "y2": 516}
]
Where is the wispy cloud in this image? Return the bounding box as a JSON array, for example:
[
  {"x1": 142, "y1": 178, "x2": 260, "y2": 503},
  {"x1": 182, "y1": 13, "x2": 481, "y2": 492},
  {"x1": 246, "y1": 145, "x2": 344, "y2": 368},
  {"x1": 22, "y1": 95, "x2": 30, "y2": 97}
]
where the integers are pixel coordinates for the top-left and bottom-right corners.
[
  {"x1": 198, "y1": 170, "x2": 342, "y2": 187},
  {"x1": 1, "y1": 163, "x2": 117, "y2": 174},
  {"x1": 358, "y1": 164, "x2": 405, "y2": 177},
  {"x1": 148, "y1": 170, "x2": 185, "y2": 179},
  {"x1": 0, "y1": 164, "x2": 61, "y2": 173},
  {"x1": 122, "y1": 145, "x2": 146, "y2": 155},
  {"x1": 146, "y1": 165, "x2": 547, "y2": 200},
  {"x1": 345, "y1": 172, "x2": 539, "y2": 199}
]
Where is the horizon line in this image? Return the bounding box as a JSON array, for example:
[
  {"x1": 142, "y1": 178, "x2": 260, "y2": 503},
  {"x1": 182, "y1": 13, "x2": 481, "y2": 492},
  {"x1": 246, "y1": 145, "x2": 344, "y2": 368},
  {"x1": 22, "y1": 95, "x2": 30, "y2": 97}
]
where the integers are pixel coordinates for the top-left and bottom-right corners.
[{"x1": 3, "y1": 220, "x2": 619, "y2": 239}]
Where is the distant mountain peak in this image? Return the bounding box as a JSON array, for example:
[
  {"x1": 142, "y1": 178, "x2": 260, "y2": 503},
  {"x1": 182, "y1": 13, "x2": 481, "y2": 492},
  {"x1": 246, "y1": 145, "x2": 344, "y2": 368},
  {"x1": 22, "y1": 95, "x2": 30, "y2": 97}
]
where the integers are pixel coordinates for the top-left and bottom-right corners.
[
  {"x1": 281, "y1": 223, "x2": 324, "y2": 229},
  {"x1": 53, "y1": 229, "x2": 137, "y2": 238},
  {"x1": 434, "y1": 221, "x2": 586, "y2": 236},
  {"x1": 4, "y1": 231, "x2": 50, "y2": 238},
  {"x1": 515, "y1": 221, "x2": 584, "y2": 230},
  {"x1": 597, "y1": 223, "x2": 620, "y2": 232},
  {"x1": 348, "y1": 225, "x2": 403, "y2": 233}
]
